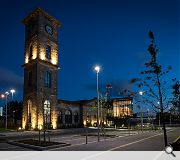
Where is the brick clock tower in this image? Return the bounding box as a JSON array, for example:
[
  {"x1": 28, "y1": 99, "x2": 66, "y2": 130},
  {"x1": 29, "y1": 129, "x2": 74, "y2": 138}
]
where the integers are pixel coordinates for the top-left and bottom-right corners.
[{"x1": 22, "y1": 8, "x2": 60, "y2": 130}]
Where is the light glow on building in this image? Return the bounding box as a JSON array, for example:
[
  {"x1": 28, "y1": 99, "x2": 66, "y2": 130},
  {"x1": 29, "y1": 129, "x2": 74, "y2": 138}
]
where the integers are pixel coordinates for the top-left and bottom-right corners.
[
  {"x1": 40, "y1": 47, "x2": 46, "y2": 60},
  {"x1": 25, "y1": 54, "x2": 29, "y2": 63},
  {"x1": 32, "y1": 45, "x2": 37, "y2": 59},
  {"x1": 51, "y1": 49, "x2": 58, "y2": 65},
  {"x1": 51, "y1": 111, "x2": 58, "y2": 129}
]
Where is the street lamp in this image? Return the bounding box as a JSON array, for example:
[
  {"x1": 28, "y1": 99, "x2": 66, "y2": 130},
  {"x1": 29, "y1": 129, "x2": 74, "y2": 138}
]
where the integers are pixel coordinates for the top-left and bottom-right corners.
[
  {"x1": 94, "y1": 65, "x2": 100, "y2": 142},
  {"x1": 10, "y1": 89, "x2": 15, "y2": 100},
  {"x1": 13, "y1": 110, "x2": 15, "y2": 124},
  {"x1": 157, "y1": 101, "x2": 160, "y2": 127},
  {"x1": 0, "y1": 94, "x2": 5, "y2": 117},
  {"x1": 138, "y1": 91, "x2": 144, "y2": 132},
  {"x1": 1, "y1": 94, "x2": 5, "y2": 98},
  {"x1": 5, "y1": 92, "x2": 9, "y2": 129},
  {"x1": 139, "y1": 91, "x2": 143, "y2": 96}
]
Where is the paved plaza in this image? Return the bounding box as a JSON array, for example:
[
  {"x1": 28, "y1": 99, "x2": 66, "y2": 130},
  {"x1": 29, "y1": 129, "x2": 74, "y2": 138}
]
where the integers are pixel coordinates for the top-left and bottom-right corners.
[{"x1": 0, "y1": 127, "x2": 179, "y2": 151}]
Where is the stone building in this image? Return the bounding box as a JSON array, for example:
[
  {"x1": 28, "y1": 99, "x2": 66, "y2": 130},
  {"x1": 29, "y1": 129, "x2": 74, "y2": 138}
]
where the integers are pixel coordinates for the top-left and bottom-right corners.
[
  {"x1": 22, "y1": 8, "x2": 60, "y2": 130},
  {"x1": 22, "y1": 8, "x2": 133, "y2": 130}
]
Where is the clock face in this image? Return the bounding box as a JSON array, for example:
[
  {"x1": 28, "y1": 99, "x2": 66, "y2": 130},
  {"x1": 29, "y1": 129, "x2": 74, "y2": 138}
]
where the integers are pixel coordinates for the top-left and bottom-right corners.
[{"x1": 45, "y1": 25, "x2": 53, "y2": 35}]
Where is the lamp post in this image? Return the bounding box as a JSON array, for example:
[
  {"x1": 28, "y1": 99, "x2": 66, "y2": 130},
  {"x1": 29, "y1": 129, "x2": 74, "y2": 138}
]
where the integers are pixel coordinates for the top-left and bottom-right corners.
[
  {"x1": 94, "y1": 65, "x2": 100, "y2": 142},
  {"x1": 1, "y1": 94, "x2": 5, "y2": 117},
  {"x1": 13, "y1": 110, "x2": 15, "y2": 124},
  {"x1": 157, "y1": 101, "x2": 160, "y2": 127},
  {"x1": 10, "y1": 89, "x2": 15, "y2": 100},
  {"x1": 5, "y1": 92, "x2": 9, "y2": 129},
  {"x1": 138, "y1": 91, "x2": 144, "y2": 132}
]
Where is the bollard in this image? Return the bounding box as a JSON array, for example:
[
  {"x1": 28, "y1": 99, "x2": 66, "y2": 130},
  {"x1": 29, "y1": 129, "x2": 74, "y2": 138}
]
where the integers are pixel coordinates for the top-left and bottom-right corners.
[
  {"x1": 39, "y1": 129, "x2": 41, "y2": 145},
  {"x1": 43, "y1": 129, "x2": 46, "y2": 146},
  {"x1": 85, "y1": 128, "x2": 88, "y2": 144},
  {"x1": 48, "y1": 131, "x2": 50, "y2": 142}
]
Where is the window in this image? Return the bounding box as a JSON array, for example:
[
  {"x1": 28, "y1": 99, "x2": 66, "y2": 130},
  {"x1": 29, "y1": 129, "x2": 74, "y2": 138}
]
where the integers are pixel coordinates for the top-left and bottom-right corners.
[
  {"x1": 58, "y1": 111, "x2": 63, "y2": 123},
  {"x1": 65, "y1": 110, "x2": 72, "y2": 124},
  {"x1": 29, "y1": 45, "x2": 33, "y2": 60},
  {"x1": 28, "y1": 71, "x2": 32, "y2": 87},
  {"x1": 74, "y1": 112, "x2": 78, "y2": 123},
  {"x1": 45, "y1": 71, "x2": 51, "y2": 88},
  {"x1": 44, "y1": 100, "x2": 51, "y2": 126},
  {"x1": 46, "y1": 45, "x2": 51, "y2": 59}
]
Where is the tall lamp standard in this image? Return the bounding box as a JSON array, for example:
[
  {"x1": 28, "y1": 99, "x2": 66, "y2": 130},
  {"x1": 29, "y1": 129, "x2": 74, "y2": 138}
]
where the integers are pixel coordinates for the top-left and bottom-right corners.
[
  {"x1": 94, "y1": 65, "x2": 100, "y2": 142},
  {"x1": 10, "y1": 89, "x2": 15, "y2": 100},
  {"x1": 13, "y1": 110, "x2": 15, "y2": 124},
  {"x1": 157, "y1": 101, "x2": 160, "y2": 127},
  {"x1": 1, "y1": 94, "x2": 5, "y2": 117},
  {"x1": 5, "y1": 92, "x2": 9, "y2": 129},
  {"x1": 139, "y1": 91, "x2": 144, "y2": 132}
]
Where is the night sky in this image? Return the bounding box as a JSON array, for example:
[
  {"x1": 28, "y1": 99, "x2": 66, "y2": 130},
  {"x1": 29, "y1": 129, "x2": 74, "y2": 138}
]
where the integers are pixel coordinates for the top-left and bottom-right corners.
[{"x1": 0, "y1": 0, "x2": 179, "y2": 106}]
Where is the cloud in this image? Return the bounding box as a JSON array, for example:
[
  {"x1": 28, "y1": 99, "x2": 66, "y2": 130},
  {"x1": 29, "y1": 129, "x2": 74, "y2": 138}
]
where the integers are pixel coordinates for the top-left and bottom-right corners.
[{"x1": 0, "y1": 68, "x2": 23, "y2": 90}]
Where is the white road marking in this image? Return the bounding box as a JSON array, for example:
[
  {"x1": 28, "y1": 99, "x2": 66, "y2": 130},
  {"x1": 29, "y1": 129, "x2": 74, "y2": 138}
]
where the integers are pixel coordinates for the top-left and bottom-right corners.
[
  {"x1": 78, "y1": 129, "x2": 176, "y2": 160},
  {"x1": 108, "y1": 129, "x2": 174, "y2": 151}
]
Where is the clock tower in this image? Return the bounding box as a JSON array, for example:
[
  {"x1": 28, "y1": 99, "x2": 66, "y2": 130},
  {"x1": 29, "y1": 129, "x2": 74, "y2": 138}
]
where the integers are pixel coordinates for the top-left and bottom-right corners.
[{"x1": 22, "y1": 8, "x2": 60, "y2": 130}]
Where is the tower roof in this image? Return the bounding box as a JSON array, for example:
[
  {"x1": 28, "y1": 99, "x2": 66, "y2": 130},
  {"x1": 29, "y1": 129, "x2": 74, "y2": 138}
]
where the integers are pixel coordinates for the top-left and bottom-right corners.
[{"x1": 22, "y1": 8, "x2": 61, "y2": 27}]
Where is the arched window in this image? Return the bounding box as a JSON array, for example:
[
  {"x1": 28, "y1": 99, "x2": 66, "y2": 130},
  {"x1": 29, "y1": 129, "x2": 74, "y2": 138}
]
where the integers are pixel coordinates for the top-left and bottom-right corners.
[
  {"x1": 74, "y1": 112, "x2": 78, "y2": 123},
  {"x1": 27, "y1": 100, "x2": 32, "y2": 123},
  {"x1": 45, "y1": 71, "x2": 51, "y2": 88},
  {"x1": 46, "y1": 45, "x2": 51, "y2": 59},
  {"x1": 44, "y1": 100, "x2": 51, "y2": 126},
  {"x1": 29, "y1": 45, "x2": 33, "y2": 60},
  {"x1": 65, "y1": 110, "x2": 72, "y2": 124},
  {"x1": 58, "y1": 111, "x2": 62, "y2": 123}
]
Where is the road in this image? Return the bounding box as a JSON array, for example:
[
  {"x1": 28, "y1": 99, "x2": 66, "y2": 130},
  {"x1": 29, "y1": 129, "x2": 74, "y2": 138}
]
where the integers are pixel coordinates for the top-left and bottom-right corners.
[
  {"x1": 50, "y1": 128, "x2": 180, "y2": 151},
  {"x1": 0, "y1": 127, "x2": 179, "y2": 151}
]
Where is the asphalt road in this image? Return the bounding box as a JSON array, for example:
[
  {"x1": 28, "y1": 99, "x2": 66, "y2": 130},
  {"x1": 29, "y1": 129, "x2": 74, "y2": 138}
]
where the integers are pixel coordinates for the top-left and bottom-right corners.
[
  {"x1": 50, "y1": 128, "x2": 180, "y2": 151},
  {"x1": 0, "y1": 127, "x2": 179, "y2": 151}
]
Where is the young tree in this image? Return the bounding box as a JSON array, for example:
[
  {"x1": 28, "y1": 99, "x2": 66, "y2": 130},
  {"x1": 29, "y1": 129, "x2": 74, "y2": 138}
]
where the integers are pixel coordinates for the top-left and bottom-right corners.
[
  {"x1": 172, "y1": 80, "x2": 180, "y2": 114},
  {"x1": 131, "y1": 31, "x2": 174, "y2": 147}
]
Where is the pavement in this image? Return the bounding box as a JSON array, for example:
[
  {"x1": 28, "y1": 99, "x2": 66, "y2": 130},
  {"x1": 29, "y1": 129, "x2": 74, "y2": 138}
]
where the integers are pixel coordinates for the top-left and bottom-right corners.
[{"x1": 0, "y1": 127, "x2": 179, "y2": 151}]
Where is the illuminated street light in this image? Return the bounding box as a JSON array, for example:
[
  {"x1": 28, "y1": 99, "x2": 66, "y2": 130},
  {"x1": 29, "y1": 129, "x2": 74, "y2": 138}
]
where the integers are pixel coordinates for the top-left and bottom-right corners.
[
  {"x1": 138, "y1": 91, "x2": 144, "y2": 132},
  {"x1": 94, "y1": 66, "x2": 100, "y2": 73},
  {"x1": 1, "y1": 94, "x2": 5, "y2": 98},
  {"x1": 0, "y1": 94, "x2": 5, "y2": 117},
  {"x1": 139, "y1": 91, "x2": 143, "y2": 96},
  {"x1": 94, "y1": 65, "x2": 100, "y2": 142},
  {"x1": 13, "y1": 110, "x2": 15, "y2": 124},
  {"x1": 5, "y1": 92, "x2": 9, "y2": 129},
  {"x1": 10, "y1": 89, "x2": 15, "y2": 100}
]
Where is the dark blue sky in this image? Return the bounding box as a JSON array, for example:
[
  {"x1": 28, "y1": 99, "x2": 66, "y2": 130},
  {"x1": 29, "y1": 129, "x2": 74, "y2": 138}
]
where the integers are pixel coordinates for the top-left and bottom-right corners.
[{"x1": 0, "y1": 0, "x2": 179, "y2": 103}]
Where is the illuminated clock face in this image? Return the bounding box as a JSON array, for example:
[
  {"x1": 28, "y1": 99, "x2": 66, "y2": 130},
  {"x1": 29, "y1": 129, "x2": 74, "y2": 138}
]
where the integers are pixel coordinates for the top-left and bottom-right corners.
[{"x1": 45, "y1": 25, "x2": 53, "y2": 35}]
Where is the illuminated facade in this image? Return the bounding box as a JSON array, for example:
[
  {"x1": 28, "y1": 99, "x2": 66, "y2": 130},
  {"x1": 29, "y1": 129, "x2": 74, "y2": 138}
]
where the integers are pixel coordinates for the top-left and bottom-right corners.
[
  {"x1": 113, "y1": 97, "x2": 133, "y2": 118},
  {"x1": 56, "y1": 98, "x2": 133, "y2": 128},
  {"x1": 22, "y1": 8, "x2": 133, "y2": 130},
  {"x1": 22, "y1": 8, "x2": 60, "y2": 130}
]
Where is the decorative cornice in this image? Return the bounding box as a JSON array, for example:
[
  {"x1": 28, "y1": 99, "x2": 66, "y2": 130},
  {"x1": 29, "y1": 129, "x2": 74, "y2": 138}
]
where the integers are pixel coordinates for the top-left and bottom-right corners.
[
  {"x1": 22, "y1": 8, "x2": 61, "y2": 27},
  {"x1": 21, "y1": 58, "x2": 60, "y2": 69}
]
